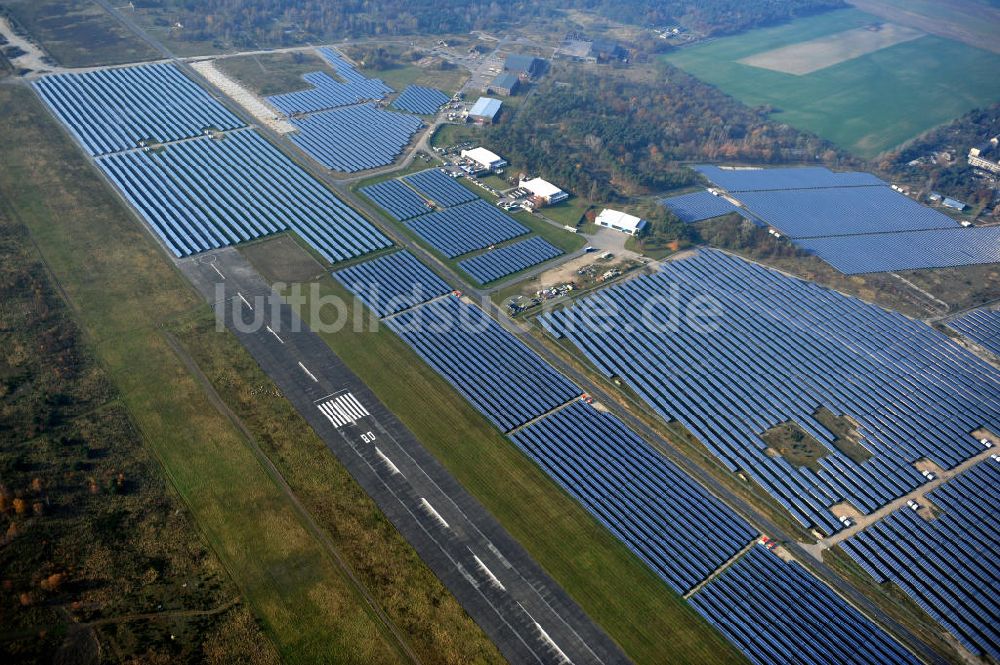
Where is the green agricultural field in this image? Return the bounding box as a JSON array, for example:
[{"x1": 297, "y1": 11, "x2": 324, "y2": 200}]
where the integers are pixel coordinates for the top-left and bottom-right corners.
[{"x1": 665, "y1": 8, "x2": 1000, "y2": 158}]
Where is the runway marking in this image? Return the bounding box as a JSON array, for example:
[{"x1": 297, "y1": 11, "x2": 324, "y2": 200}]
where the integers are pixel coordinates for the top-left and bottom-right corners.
[
  {"x1": 473, "y1": 553, "x2": 506, "y2": 591},
  {"x1": 420, "y1": 497, "x2": 450, "y2": 529},
  {"x1": 298, "y1": 361, "x2": 318, "y2": 383},
  {"x1": 211, "y1": 263, "x2": 225, "y2": 280},
  {"x1": 374, "y1": 447, "x2": 403, "y2": 476},
  {"x1": 536, "y1": 622, "x2": 573, "y2": 665},
  {"x1": 265, "y1": 325, "x2": 284, "y2": 344},
  {"x1": 237, "y1": 292, "x2": 253, "y2": 310},
  {"x1": 317, "y1": 392, "x2": 369, "y2": 426}
]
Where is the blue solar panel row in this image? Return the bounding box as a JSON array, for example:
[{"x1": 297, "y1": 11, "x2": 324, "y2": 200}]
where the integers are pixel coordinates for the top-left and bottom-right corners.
[
  {"x1": 691, "y1": 545, "x2": 918, "y2": 665},
  {"x1": 405, "y1": 200, "x2": 529, "y2": 258},
  {"x1": 391, "y1": 85, "x2": 451, "y2": 115},
  {"x1": 360, "y1": 179, "x2": 432, "y2": 220},
  {"x1": 33, "y1": 63, "x2": 244, "y2": 156},
  {"x1": 796, "y1": 227, "x2": 1000, "y2": 274},
  {"x1": 660, "y1": 190, "x2": 740, "y2": 223},
  {"x1": 96, "y1": 130, "x2": 390, "y2": 262},
  {"x1": 733, "y1": 187, "x2": 959, "y2": 238},
  {"x1": 948, "y1": 309, "x2": 1000, "y2": 357},
  {"x1": 513, "y1": 401, "x2": 758, "y2": 594},
  {"x1": 540, "y1": 249, "x2": 1000, "y2": 532},
  {"x1": 403, "y1": 169, "x2": 478, "y2": 207},
  {"x1": 384, "y1": 296, "x2": 580, "y2": 432},
  {"x1": 695, "y1": 165, "x2": 886, "y2": 192},
  {"x1": 289, "y1": 103, "x2": 422, "y2": 172},
  {"x1": 458, "y1": 236, "x2": 564, "y2": 284},
  {"x1": 266, "y1": 48, "x2": 393, "y2": 115},
  {"x1": 333, "y1": 250, "x2": 451, "y2": 318},
  {"x1": 841, "y1": 460, "x2": 1000, "y2": 660}
]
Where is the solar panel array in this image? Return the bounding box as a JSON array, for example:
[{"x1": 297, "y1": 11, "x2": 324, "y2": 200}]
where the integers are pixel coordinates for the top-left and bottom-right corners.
[
  {"x1": 660, "y1": 191, "x2": 740, "y2": 223},
  {"x1": 512, "y1": 401, "x2": 757, "y2": 594},
  {"x1": 405, "y1": 200, "x2": 529, "y2": 258},
  {"x1": 841, "y1": 460, "x2": 1000, "y2": 659},
  {"x1": 385, "y1": 296, "x2": 580, "y2": 432},
  {"x1": 692, "y1": 165, "x2": 997, "y2": 273},
  {"x1": 948, "y1": 309, "x2": 1000, "y2": 357},
  {"x1": 540, "y1": 249, "x2": 1000, "y2": 532},
  {"x1": 266, "y1": 48, "x2": 392, "y2": 115},
  {"x1": 289, "y1": 103, "x2": 422, "y2": 172},
  {"x1": 333, "y1": 250, "x2": 450, "y2": 317},
  {"x1": 458, "y1": 237, "x2": 564, "y2": 284},
  {"x1": 97, "y1": 131, "x2": 390, "y2": 261},
  {"x1": 360, "y1": 179, "x2": 432, "y2": 220},
  {"x1": 403, "y1": 169, "x2": 478, "y2": 207},
  {"x1": 33, "y1": 63, "x2": 244, "y2": 156},
  {"x1": 694, "y1": 165, "x2": 886, "y2": 191},
  {"x1": 734, "y1": 187, "x2": 959, "y2": 238},
  {"x1": 795, "y1": 228, "x2": 1000, "y2": 274},
  {"x1": 691, "y1": 545, "x2": 918, "y2": 665},
  {"x1": 391, "y1": 85, "x2": 451, "y2": 115}
]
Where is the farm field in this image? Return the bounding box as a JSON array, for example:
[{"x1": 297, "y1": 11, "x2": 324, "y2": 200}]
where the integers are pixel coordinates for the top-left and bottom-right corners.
[
  {"x1": 665, "y1": 9, "x2": 1000, "y2": 157},
  {"x1": 849, "y1": 0, "x2": 1000, "y2": 54},
  {"x1": 0, "y1": 84, "x2": 418, "y2": 664}
]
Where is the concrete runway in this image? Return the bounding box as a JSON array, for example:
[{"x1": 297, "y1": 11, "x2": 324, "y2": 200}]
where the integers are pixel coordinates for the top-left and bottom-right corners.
[{"x1": 179, "y1": 248, "x2": 628, "y2": 665}]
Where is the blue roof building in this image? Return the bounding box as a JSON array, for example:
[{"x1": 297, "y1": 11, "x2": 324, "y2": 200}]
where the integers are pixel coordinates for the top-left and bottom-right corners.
[{"x1": 468, "y1": 97, "x2": 502, "y2": 124}]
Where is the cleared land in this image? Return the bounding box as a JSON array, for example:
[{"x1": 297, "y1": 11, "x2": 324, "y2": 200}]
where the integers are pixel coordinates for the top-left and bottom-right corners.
[
  {"x1": 665, "y1": 8, "x2": 1000, "y2": 157},
  {"x1": 215, "y1": 51, "x2": 338, "y2": 97},
  {"x1": 1, "y1": 0, "x2": 158, "y2": 66},
  {"x1": 850, "y1": 0, "x2": 1000, "y2": 54},
  {"x1": 738, "y1": 23, "x2": 923, "y2": 75},
  {"x1": 276, "y1": 271, "x2": 748, "y2": 665},
  {"x1": 0, "y1": 84, "x2": 450, "y2": 664}
]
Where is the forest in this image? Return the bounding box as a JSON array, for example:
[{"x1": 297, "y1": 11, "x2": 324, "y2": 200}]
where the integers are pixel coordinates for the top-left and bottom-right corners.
[
  {"x1": 484, "y1": 65, "x2": 847, "y2": 202},
  {"x1": 138, "y1": 0, "x2": 846, "y2": 48},
  {"x1": 886, "y1": 103, "x2": 1000, "y2": 209}
]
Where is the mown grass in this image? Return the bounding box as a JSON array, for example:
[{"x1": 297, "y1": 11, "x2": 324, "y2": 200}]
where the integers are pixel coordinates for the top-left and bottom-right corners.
[
  {"x1": 0, "y1": 84, "x2": 413, "y2": 664},
  {"x1": 664, "y1": 8, "x2": 1000, "y2": 157},
  {"x1": 281, "y1": 274, "x2": 748, "y2": 665}
]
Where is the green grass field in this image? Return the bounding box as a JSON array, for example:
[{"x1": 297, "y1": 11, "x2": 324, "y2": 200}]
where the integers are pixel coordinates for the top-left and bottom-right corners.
[
  {"x1": 665, "y1": 8, "x2": 1000, "y2": 157},
  {"x1": 278, "y1": 275, "x2": 747, "y2": 665}
]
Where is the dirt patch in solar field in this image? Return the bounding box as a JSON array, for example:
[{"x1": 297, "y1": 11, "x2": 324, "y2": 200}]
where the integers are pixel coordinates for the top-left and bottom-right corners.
[
  {"x1": 738, "y1": 23, "x2": 924, "y2": 75},
  {"x1": 239, "y1": 234, "x2": 326, "y2": 284}
]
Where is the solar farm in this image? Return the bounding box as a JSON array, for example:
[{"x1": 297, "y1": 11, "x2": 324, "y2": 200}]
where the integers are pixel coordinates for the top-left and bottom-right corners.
[
  {"x1": 406, "y1": 201, "x2": 530, "y2": 259},
  {"x1": 260, "y1": 47, "x2": 428, "y2": 172},
  {"x1": 458, "y1": 236, "x2": 564, "y2": 284},
  {"x1": 288, "y1": 103, "x2": 422, "y2": 172},
  {"x1": 841, "y1": 460, "x2": 1000, "y2": 660},
  {"x1": 540, "y1": 249, "x2": 1000, "y2": 533},
  {"x1": 403, "y1": 168, "x2": 478, "y2": 207},
  {"x1": 34, "y1": 62, "x2": 390, "y2": 262},
  {"x1": 948, "y1": 309, "x2": 1000, "y2": 357},
  {"x1": 333, "y1": 250, "x2": 450, "y2": 317},
  {"x1": 662, "y1": 165, "x2": 1000, "y2": 274},
  {"x1": 359, "y1": 179, "x2": 433, "y2": 221},
  {"x1": 391, "y1": 85, "x2": 451, "y2": 115},
  {"x1": 690, "y1": 546, "x2": 919, "y2": 665}
]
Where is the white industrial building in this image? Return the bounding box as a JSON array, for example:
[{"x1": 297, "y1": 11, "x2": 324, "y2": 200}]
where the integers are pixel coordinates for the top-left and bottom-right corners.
[
  {"x1": 461, "y1": 147, "x2": 507, "y2": 173},
  {"x1": 519, "y1": 177, "x2": 568, "y2": 205},
  {"x1": 596, "y1": 209, "x2": 647, "y2": 235}
]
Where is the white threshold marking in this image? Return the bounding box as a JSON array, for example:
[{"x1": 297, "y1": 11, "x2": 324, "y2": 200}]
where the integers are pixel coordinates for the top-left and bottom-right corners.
[
  {"x1": 420, "y1": 497, "x2": 450, "y2": 529},
  {"x1": 211, "y1": 263, "x2": 225, "y2": 280},
  {"x1": 265, "y1": 325, "x2": 284, "y2": 343},
  {"x1": 473, "y1": 553, "x2": 506, "y2": 591},
  {"x1": 237, "y1": 292, "x2": 253, "y2": 309},
  {"x1": 298, "y1": 362, "x2": 318, "y2": 383},
  {"x1": 317, "y1": 392, "x2": 369, "y2": 427},
  {"x1": 374, "y1": 447, "x2": 403, "y2": 476}
]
